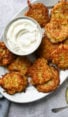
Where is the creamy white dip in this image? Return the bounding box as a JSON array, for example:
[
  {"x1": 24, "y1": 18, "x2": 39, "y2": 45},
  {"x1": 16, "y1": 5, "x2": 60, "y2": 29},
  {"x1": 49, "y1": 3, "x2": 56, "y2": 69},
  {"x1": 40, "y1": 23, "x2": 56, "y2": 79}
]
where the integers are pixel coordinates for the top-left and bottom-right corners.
[{"x1": 5, "y1": 18, "x2": 42, "y2": 55}]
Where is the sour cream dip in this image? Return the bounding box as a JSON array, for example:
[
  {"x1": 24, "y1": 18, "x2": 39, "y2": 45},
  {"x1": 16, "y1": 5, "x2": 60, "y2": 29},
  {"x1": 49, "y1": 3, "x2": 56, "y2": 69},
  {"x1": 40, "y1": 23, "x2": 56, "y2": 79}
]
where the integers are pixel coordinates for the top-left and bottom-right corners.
[{"x1": 4, "y1": 17, "x2": 42, "y2": 55}]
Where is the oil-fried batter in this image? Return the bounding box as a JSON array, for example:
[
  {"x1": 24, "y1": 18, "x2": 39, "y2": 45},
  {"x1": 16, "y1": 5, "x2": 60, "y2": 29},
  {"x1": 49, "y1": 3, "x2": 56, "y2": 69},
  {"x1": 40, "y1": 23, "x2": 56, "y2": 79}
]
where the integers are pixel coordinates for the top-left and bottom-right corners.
[
  {"x1": 25, "y1": 0, "x2": 49, "y2": 27},
  {"x1": 0, "y1": 72, "x2": 28, "y2": 95},
  {"x1": 36, "y1": 36, "x2": 58, "y2": 61},
  {"x1": 45, "y1": 0, "x2": 68, "y2": 43},
  {"x1": 64, "y1": 38, "x2": 68, "y2": 45},
  {"x1": 36, "y1": 66, "x2": 60, "y2": 93},
  {"x1": 37, "y1": 35, "x2": 68, "y2": 61},
  {"x1": 0, "y1": 42, "x2": 15, "y2": 66},
  {"x1": 45, "y1": 19, "x2": 68, "y2": 43},
  {"x1": 51, "y1": 0, "x2": 68, "y2": 21},
  {"x1": 28, "y1": 58, "x2": 59, "y2": 86},
  {"x1": 51, "y1": 45, "x2": 68, "y2": 69},
  {"x1": 8, "y1": 57, "x2": 31, "y2": 75}
]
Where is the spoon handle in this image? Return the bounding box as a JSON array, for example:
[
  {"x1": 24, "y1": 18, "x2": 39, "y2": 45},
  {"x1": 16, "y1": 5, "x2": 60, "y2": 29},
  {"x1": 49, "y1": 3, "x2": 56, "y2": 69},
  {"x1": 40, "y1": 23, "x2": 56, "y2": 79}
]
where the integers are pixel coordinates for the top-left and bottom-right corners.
[{"x1": 52, "y1": 106, "x2": 68, "y2": 113}]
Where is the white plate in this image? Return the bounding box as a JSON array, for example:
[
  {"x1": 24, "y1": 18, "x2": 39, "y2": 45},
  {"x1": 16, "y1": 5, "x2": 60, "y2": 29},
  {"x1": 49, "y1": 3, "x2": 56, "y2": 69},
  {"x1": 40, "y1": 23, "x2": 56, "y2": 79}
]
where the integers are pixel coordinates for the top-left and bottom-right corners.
[{"x1": 0, "y1": 0, "x2": 68, "y2": 103}]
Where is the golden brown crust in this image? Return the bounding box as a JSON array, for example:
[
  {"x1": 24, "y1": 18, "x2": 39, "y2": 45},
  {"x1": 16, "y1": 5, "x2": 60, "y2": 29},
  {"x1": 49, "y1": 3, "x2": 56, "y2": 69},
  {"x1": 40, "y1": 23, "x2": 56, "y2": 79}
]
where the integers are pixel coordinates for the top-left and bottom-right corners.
[
  {"x1": 36, "y1": 77, "x2": 60, "y2": 92},
  {"x1": 0, "y1": 0, "x2": 67, "y2": 95},
  {"x1": 36, "y1": 66, "x2": 60, "y2": 93},
  {"x1": 28, "y1": 58, "x2": 59, "y2": 86},
  {"x1": 0, "y1": 72, "x2": 28, "y2": 95},
  {"x1": 51, "y1": 45, "x2": 68, "y2": 69},
  {"x1": 0, "y1": 42, "x2": 16, "y2": 66},
  {"x1": 45, "y1": 19, "x2": 68, "y2": 43},
  {"x1": 51, "y1": 0, "x2": 68, "y2": 21},
  {"x1": 36, "y1": 35, "x2": 68, "y2": 61},
  {"x1": 45, "y1": 0, "x2": 68, "y2": 43},
  {"x1": 8, "y1": 57, "x2": 31, "y2": 75},
  {"x1": 36, "y1": 36, "x2": 59, "y2": 60},
  {"x1": 25, "y1": 2, "x2": 49, "y2": 27},
  {"x1": 64, "y1": 38, "x2": 68, "y2": 45},
  {"x1": 29, "y1": 58, "x2": 60, "y2": 93}
]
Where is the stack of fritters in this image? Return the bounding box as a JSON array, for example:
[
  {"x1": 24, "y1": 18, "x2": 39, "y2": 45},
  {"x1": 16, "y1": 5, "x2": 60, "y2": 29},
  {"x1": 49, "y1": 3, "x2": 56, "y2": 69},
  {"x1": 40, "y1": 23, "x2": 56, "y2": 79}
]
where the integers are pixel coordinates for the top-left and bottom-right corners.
[
  {"x1": 0, "y1": 0, "x2": 68, "y2": 94},
  {"x1": 37, "y1": 0, "x2": 68, "y2": 69},
  {"x1": 28, "y1": 58, "x2": 60, "y2": 92},
  {"x1": 37, "y1": 36, "x2": 68, "y2": 69},
  {"x1": 0, "y1": 42, "x2": 31, "y2": 94},
  {"x1": 27, "y1": 0, "x2": 68, "y2": 92}
]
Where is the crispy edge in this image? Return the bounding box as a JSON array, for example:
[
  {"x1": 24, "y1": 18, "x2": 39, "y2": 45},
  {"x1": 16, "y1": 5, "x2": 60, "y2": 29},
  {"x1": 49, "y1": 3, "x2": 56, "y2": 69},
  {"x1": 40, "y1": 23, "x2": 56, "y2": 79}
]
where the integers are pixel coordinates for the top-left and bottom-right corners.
[
  {"x1": 36, "y1": 67, "x2": 60, "y2": 92},
  {"x1": 28, "y1": 58, "x2": 57, "y2": 85},
  {"x1": 45, "y1": 19, "x2": 68, "y2": 43},
  {"x1": 36, "y1": 36, "x2": 59, "y2": 60},
  {"x1": 51, "y1": 0, "x2": 68, "y2": 21},
  {"x1": 8, "y1": 57, "x2": 31, "y2": 75},
  {"x1": 25, "y1": 2, "x2": 49, "y2": 27},
  {"x1": 0, "y1": 42, "x2": 16, "y2": 66},
  {"x1": 51, "y1": 44, "x2": 68, "y2": 69},
  {"x1": 0, "y1": 72, "x2": 28, "y2": 95}
]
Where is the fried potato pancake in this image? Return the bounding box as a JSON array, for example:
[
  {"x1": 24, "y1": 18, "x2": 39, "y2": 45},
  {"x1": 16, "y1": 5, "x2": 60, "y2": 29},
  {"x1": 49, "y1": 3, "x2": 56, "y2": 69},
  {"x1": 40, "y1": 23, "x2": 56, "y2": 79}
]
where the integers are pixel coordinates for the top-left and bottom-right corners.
[
  {"x1": 45, "y1": 0, "x2": 68, "y2": 43},
  {"x1": 45, "y1": 19, "x2": 68, "y2": 43},
  {"x1": 0, "y1": 72, "x2": 28, "y2": 95},
  {"x1": 25, "y1": 0, "x2": 49, "y2": 27},
  {"x1": 28, "y1": 58, "x2": 59, "y2": 85},
  {"x1": 36, "y1": 35, "x2": 68, "y2": 61},
  {"x1": 8, "y1": 57, "x2": 31, "y2": 75},
  {"x1": 51, "y1": 0, "x2": 68, "y2": 21},
  {"x1": 36, "y1": 66, "x2": 60, "y2": 92},
  {"x1": 51, "y1": 45, "x2": 68, "y2": 69},
  {"x1": 64, "y1": 38, "x2": 68, "y2": 45},
  {"x1": 36, "y1": 36, "x2": 59, "y2": 61},
  {"x1": 0, "y1": 42, "x2": 15, "y2": 66}
]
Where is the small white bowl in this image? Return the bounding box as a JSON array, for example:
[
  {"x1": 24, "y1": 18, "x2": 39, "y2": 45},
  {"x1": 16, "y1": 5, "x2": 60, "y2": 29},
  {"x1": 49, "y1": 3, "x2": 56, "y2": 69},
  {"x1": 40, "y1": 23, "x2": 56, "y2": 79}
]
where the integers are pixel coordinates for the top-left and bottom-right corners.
[{"x1": 3, "y1": 16, "x2": 42, "y2": 56}]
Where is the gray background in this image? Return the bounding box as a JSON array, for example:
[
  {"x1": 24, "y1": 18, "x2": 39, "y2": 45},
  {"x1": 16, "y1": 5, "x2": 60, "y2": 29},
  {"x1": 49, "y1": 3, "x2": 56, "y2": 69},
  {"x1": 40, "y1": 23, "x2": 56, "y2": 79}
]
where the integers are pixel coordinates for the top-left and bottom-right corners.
[{"x1": 0, "y1": 0, "x2": 68, "y2": 117}]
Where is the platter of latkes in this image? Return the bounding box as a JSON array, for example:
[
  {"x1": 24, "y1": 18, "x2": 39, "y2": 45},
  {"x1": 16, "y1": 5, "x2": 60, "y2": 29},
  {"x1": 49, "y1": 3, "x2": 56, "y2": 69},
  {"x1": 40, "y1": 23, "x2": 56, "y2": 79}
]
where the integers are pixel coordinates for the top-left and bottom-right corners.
[{"x1": 0, "y1": 0, "x2": 68, "y2": 103}]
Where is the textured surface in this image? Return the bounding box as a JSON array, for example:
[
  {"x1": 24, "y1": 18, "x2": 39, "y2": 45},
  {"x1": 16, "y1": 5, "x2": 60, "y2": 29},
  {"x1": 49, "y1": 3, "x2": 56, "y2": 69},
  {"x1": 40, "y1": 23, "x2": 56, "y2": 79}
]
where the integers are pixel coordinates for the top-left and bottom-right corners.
[
  {"x1": 0, "y1": 0, "x2": 68, "y2": 117},
  {"x1": 0, "y1": 99, "x2": 10, "y2": 117}
]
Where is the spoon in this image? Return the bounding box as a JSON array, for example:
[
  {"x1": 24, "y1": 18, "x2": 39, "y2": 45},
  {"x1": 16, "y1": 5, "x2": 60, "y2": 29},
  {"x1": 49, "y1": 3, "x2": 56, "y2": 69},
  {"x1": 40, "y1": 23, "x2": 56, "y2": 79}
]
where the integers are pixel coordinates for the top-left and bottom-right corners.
[
  {"x1": 52, "y1": 87, "x2": 68, "y2": 113},
  {"x1": 52, "y1": 106, "x2": 68, "y2": 113}
]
